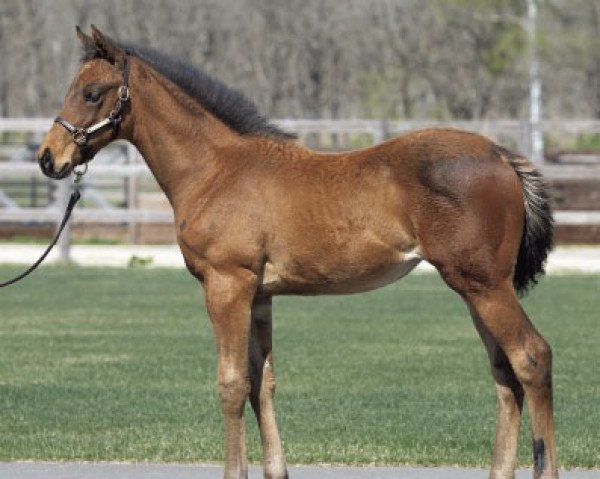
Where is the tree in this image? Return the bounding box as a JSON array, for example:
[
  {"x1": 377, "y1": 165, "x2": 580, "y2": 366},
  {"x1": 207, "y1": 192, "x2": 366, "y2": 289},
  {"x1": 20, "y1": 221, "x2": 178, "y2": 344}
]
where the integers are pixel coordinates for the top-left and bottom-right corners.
[{"x1": 0, "y1": 0, "x2": 597, "y2": 121}]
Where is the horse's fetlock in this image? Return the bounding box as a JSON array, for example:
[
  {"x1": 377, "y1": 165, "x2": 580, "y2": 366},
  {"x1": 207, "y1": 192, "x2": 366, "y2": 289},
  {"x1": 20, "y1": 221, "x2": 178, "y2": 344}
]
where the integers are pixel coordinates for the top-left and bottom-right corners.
[
  {"x1": 263, "y1": 456, "x2": 288, "y2": 479},
  {"x1": 489, "y1": 469, "x2": 516, "y2": 479}
]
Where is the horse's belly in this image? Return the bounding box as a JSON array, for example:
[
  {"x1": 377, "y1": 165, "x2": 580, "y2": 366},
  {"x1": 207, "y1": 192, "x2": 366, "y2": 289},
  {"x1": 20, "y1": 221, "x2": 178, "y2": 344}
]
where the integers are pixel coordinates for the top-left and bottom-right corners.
[{"x1": 259, "y1": 249, "x2": 422, "y2": 295}]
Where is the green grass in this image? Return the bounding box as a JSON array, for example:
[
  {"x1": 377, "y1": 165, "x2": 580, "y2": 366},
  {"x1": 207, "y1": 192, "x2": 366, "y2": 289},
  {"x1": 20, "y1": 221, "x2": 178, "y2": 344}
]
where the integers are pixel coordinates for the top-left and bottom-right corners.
[
  {"x1": 0, "y1": 266, "x2": 598, "y2": 467},
  {"x1": 575, "y1": 133, "x2": 600, "y2": 151}
]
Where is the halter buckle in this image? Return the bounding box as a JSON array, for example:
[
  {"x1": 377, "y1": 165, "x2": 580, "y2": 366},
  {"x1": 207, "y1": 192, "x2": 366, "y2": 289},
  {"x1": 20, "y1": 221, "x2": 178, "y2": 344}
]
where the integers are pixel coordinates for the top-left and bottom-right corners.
[
  {"x1": 73, "y1": 128, "x2": 88, "y2": 147},
  {"x1": 118, "y1": 85, "x2": 130, "y2": 102}
]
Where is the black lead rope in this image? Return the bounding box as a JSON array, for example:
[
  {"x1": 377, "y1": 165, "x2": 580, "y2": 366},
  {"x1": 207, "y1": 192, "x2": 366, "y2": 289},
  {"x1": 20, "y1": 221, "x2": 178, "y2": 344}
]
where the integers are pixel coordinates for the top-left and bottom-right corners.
[{"x1": 0, "y1": 172, "x2": 84, "y2": 288}]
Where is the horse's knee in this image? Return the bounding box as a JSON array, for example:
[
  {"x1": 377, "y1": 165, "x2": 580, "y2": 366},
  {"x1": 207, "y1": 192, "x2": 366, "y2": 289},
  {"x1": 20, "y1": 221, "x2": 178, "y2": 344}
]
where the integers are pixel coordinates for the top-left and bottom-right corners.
[{"x1": 218, "y1": 373, "x2": 250, "y2": 414}]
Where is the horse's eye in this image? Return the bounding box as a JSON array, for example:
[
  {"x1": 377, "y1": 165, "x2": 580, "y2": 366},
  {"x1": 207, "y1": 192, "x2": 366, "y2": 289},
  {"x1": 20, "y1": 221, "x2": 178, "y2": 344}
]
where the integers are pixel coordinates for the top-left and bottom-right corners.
[{"x1": 84, "y1": 90, "x2": 102, "y2": 103}]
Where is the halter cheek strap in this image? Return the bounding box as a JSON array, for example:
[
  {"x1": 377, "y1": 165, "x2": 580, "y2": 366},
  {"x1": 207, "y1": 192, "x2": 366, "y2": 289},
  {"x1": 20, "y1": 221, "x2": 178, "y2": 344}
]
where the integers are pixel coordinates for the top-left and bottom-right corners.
[{"x1": 55, "y1": 53, "x2": 130, "y2": 148}]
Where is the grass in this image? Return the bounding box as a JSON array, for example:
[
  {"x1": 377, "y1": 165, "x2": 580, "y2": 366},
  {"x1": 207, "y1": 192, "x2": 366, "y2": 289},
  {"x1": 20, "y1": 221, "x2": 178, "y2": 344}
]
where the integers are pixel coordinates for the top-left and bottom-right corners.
[
  {"x1": 575, "y1": 133, "x2": 600, "y2": 151},
  {"x1": 0, "y1": 266, "x2": 598, "y2": 467}
]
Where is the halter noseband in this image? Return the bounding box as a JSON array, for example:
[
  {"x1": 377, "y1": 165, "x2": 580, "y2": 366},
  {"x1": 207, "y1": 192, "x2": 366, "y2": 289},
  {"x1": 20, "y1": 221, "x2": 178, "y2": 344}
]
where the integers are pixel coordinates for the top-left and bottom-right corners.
[{"x1": 55, "y1": 53, "x2": 131, "y2": 147}]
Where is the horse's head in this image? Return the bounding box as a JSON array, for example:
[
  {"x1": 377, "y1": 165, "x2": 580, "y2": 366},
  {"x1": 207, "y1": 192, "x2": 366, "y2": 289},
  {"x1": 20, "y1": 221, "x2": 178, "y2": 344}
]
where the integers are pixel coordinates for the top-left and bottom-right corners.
[{"x1": 38, "y1": 26, "x2": 131, "y2": 179}]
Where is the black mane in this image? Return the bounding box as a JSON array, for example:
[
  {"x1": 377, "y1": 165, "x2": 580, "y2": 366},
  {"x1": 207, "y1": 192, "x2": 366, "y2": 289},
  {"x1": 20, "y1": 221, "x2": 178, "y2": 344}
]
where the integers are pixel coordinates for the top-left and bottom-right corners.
[{"x1": 82, "y1": 41, "x2": 295, "y2": 141}]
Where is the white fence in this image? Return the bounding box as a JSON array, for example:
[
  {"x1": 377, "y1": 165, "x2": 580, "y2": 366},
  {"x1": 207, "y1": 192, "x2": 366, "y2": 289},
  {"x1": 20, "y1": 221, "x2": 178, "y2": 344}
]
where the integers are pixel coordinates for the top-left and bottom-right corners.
[{"x1": 1, "y1": 118, "x2": 600, "y2": 262}]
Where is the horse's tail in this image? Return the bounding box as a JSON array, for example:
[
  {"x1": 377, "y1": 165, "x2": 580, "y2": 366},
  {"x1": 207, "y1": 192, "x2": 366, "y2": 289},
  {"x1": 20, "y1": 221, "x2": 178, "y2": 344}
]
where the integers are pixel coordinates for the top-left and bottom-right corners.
[{"x1": 503, "y1": 150, "x2": 554, "y2": 295}]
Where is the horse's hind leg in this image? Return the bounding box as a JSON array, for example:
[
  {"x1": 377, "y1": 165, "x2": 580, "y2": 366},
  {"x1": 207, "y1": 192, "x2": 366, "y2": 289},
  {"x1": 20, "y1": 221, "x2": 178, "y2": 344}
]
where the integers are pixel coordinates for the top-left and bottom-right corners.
[
  {"x1": 248, "y1": 296, "x2": 288, "y2": 479},
  {"x1": 470, "y1": 305, "x2": 525, "y2": 479},
  {"x1": 464, "y1": 282, "x2": 558, "y2": 479}
]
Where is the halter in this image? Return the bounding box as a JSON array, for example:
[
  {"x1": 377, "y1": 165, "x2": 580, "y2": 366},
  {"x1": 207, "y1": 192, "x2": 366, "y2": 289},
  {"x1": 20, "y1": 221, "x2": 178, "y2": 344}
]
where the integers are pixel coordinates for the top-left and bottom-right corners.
[
  {"x1": 0, "y1": 54, "x2": 132, "y2": 288},
  {"x1": 54, "y1": 53, "x2": 131, "y2": 147}
]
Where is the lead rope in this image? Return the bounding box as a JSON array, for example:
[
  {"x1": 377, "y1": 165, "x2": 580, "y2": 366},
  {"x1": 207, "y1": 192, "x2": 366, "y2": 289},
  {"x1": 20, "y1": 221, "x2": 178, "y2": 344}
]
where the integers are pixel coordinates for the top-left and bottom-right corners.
[{"x1": 0, "y1": 165, "x2": 87, "y2": 288}]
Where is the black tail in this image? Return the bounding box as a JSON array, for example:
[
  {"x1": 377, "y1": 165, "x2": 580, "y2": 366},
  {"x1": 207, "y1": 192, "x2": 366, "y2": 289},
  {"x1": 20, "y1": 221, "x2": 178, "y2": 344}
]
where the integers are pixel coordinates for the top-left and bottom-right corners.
[{"x1": 504, "y1": 153, "x2": 554, "y2": 295}]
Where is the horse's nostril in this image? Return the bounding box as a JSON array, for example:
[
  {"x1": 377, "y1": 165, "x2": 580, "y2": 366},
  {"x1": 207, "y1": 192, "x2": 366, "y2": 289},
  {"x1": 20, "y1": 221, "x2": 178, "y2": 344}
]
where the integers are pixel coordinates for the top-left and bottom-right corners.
[
  {"x1": 41, "y1": 148, "x2": 52, "y2": 164},
  {"x1": 40, "y1": 148, "x2": 54, "y2": 173}
]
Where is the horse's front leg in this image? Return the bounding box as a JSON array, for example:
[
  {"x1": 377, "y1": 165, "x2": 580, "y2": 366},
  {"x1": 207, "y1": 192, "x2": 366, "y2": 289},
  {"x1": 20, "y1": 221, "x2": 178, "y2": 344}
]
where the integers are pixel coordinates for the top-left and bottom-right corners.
[
  {"x1": 204, "y1": 267, "x2": 258, "y2": 479},
  {"x1": 249, "y1": 296, "x2": 288, "y2": 479}
]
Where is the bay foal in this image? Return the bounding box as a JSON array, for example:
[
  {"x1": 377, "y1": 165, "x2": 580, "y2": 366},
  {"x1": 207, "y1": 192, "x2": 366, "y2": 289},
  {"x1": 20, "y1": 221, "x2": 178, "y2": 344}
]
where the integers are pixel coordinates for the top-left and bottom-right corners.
[{"x1": 38, "y1": 27, "x2": 557, "y2": 479}]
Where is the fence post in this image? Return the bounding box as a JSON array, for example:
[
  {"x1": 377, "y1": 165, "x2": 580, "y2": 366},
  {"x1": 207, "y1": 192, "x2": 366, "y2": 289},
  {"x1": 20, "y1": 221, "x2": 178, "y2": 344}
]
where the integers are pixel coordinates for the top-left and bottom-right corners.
[
  {"x1": 126, "y1": 144, "x2": 139, "y2": 244},
  {"x1": 518, "y1": 120, "x2": 531, "y2": 157},
  {"x1": 372, "y1": 120, "x2": 387, "y2": 145},
  {"x1": 55, "y1": 178, "x2": 72, "y2": 264}
]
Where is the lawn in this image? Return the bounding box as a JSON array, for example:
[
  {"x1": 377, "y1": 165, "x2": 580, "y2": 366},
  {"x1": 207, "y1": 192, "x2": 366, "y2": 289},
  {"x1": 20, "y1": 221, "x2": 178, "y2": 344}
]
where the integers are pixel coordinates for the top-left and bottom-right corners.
[{"x1": 0, "y1": 266, "x2": 598, "y2": 467}]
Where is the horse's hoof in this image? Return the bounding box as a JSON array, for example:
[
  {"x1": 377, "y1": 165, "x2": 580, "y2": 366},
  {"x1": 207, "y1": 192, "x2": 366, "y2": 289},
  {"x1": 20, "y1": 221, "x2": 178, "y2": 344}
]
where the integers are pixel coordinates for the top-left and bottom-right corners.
[
  {"x1": 264, "y1": 471, "x2": 289, "y2": 479},
  {"x1": 489, "y1": 469, "x2": 515, "y2": 479}
]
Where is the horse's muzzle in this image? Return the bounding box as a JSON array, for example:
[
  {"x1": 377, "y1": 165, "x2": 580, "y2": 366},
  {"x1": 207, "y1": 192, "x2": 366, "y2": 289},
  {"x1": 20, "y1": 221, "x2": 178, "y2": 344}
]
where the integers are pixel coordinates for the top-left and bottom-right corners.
[{"x1": 39, "y1": 148, "x2": 70, "y2": 179}]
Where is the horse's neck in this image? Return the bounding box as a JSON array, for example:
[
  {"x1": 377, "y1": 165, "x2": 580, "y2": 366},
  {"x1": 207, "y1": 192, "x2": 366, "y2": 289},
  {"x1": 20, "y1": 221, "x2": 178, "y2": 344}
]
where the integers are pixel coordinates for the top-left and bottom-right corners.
[{"x1": 127, "y1": 63, "x2": 241, "y2": 207}]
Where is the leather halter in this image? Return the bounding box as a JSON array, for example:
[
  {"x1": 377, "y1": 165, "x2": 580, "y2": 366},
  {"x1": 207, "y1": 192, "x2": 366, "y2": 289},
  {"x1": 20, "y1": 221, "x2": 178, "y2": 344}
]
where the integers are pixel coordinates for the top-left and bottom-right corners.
[{"x1": 54, "y1": 53, "x2": 131, "y2": 147}]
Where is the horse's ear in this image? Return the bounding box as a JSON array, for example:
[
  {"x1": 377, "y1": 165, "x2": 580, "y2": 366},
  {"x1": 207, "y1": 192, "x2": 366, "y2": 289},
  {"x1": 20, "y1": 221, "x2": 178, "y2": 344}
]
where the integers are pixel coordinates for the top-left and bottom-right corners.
[
  {"x1": 90, "y1": 24, "x2": 125, "y2": 67},
  {"x1": 76, "y1": 26, "x2": 95, "y2": 49},
  {"x1": 76, "y1": 26, "x2": 98, "y2": 60}
]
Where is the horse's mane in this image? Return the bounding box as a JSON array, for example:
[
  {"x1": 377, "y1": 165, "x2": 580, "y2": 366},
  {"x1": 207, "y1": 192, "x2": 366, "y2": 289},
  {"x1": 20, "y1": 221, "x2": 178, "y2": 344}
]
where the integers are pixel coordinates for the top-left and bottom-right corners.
[{"x1": 82, "y1": 41, "x2": 295, "y2": 141}]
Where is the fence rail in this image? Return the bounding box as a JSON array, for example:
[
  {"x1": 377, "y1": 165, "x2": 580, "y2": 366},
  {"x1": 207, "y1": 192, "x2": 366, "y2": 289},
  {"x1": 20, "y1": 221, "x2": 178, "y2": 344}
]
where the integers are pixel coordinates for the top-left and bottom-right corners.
[{"x1": 1, "y1": 117, "x2": 599, "y2": 262}]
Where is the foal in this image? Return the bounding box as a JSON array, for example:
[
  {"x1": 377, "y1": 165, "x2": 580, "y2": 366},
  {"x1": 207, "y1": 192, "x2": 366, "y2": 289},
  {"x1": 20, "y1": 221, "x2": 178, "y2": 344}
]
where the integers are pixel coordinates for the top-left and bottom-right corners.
[{"x1": 38, "y1": 27, "x2": 556, "y2": 479}]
